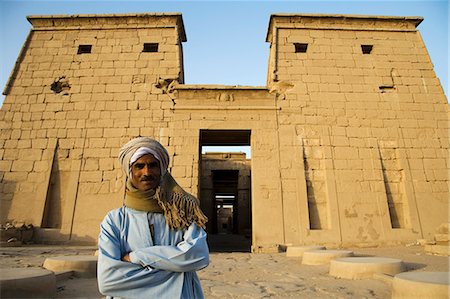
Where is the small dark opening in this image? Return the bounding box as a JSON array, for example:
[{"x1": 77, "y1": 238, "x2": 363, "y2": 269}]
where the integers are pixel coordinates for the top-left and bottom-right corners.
[
  {"x1": 77, "y1": 45, "x2": 92, "y2": 54},
  {"x1": 143, "y1": 43, "x2": 159, "y2": 53},
  {"x1": 294, "y1": 43, "x2": 308, "y2": 53},
  {"x1": 361, "y1": 45, "x2": 373, "y2": 54}
]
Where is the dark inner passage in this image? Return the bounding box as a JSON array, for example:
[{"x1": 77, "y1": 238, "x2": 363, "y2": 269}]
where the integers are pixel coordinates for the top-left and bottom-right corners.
[{"x1": 213, "y1": 170, "x2": 239, "y2": 234}]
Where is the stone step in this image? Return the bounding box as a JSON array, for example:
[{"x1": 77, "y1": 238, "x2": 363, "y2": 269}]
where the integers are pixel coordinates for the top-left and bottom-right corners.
[
  {"x1": 392, "y1": 272, "x2": 450, "y2": 299},
  {"x1": 329, "y1": 257, "x2": 405, "y2": 279},
  {"x1": 286, "y1": 245, "x2": 326, "y2": 257},
  {"x1": 302, "y1": 249, "x2": 353, "y2": 265},
  {"x1": 434, "y1": 234, "x2": 449, "y2": 242},
  {"x1": 0, "y1": 268, "x2": 56, "y2": 298},
  {"x1": 43, "y1": 255, "x2": 98, "y2": 277},
  {"x1": 424, "y1": 244, "x2": 450, "y2": 256}
]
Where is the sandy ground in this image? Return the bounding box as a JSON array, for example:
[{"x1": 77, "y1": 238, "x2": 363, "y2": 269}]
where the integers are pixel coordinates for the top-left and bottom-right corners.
[{"x1": 0, "y1": 244, "x2": 448, "y2": 298}]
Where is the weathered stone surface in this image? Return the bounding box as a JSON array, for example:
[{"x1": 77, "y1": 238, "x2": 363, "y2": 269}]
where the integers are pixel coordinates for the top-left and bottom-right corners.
[
  {"x1": 0, "y1": 13, "x2": 448, "y2": 252},
  {"x1": 425, "y1": 244, "x2": 450, "y2": 256},
  {"x1": 329, "y1": 257, "x2": 405, "y2": 279},
  {"x1": 43, "y1": 255, "x2": 98, "y2": 277},
  {"x1": 286, "y1": 245, "x2": 326, "y2": 257},
  {"x1": 302, "y1": 249, "x2": 354, "y2": 265},
  {"x1": 392, "y1": 272, "x2": 450, "y2": 299}
]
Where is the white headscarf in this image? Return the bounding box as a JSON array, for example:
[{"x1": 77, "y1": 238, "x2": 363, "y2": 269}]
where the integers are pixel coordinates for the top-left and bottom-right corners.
[{"x1": 118, "y1": 137, "x2": 169, "y2": 178}]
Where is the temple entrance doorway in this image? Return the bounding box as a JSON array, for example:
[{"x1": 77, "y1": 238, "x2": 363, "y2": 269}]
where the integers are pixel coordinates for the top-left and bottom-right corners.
[{"x1": 199, "y1": 130, "x2": 252, "y2": 252}]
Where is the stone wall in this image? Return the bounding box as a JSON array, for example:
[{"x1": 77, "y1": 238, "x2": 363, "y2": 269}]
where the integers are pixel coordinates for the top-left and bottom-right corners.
[
  {"x1": 0, "y1": 13, "x2": 186, "y2": 243},
  {"x1": 0, "y1": 13, "x2": 448, "y2": 251},
  {"x1": 266, "y1": 14, "x2": 449, "y2": 248}
]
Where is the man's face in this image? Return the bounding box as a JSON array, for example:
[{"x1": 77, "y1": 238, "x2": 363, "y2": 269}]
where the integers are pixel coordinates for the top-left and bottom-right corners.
[{"x1": 130, "y1": 154, "x2": 161, "y2": 191}]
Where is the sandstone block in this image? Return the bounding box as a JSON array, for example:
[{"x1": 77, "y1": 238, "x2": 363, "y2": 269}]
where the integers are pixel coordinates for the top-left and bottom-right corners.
[
  {"x1": 302, "y1": 250, "x2": 354, "y2": 265},
  {"x1": 11, "y1": 160, "x2": 34, "y2": 172},
  {"x1": 286, "y1": 245, "x2": 326, "y2": 257},
  {"x1": 392, "y1": 272, "x2": 449, "y2": 299},
  {"x1": 0, "y1": 161, "x2": 12, "y2": 172},
  {"x1": 86, "y1": 128, "x2": 104, "y2": 138},
  {"x1": 104, "y1": 128, "x2": 126, "y2": 138},
  {"x1": 17, "y1": 139, "x2": 31, "y2": 149},
  {"x1": 83, "y1": 159, "x2": 99, "y2": 171},
  {"x1": 84, "y1": 148, "x2": 111, "y2": 158},
  {"x1": 89, "y1": 138, "x2": 106, "y2": 148},
  {"x1": 43, "y1": 255, "x2": 97, "y2": 278},
  {"x1": 99, "y1": 158, "x2": 114, "y2": 171},
  {"x1": 329, "y1": 257, "x2": 405, "y2": 279},
  {"x1": 18, "y1": 149, "x2": 42, "y2": 161},
  {"x1": 79, "y1": 171, "x2": 103, "y2": 183}
]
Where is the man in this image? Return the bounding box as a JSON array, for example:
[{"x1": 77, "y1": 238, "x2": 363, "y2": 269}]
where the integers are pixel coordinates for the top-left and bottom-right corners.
[{"x1": 97, "y1": 137, "x2": 209, "y2": 299}]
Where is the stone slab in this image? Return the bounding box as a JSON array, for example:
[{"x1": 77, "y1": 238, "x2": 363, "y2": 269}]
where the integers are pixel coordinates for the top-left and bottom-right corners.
[
  {"x1": 329, "y1": 257, "x2": 405, "y2": 279},
  {"x1": 43, "y1": 255, "x2": 98, "y2": 277},
  {"x1": 286, "y1": 245, "x2": 326, "y2": 257},
  {"x1": 392, "y1": 272, "x2": 450, "y2": 299},
  {"x1": 0, "y1": 268, "x2": 56, "y2": 298},
  {"x1": 424, "y1": 244, "x2": 450, "y2": 256},
  {"x1": 302, "y1": 249, "x2": 353, "y2": 265},
  {"x1": 434, "y1": 234, "x2": 449, "y2": 242}
]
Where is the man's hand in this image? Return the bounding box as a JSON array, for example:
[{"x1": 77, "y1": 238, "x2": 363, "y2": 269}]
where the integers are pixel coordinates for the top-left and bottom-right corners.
[{"x1": 122, "y1": 253, "x2": 131, "y2": 262}]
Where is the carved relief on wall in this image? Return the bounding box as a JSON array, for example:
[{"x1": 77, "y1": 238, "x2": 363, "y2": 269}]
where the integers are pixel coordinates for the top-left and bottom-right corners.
[
  {"x1": 216, "y1": 92, "x2": 234, "y2": 102},
  {"x1": 132, "y1": 74, "x2": 145, "y2": 84}
]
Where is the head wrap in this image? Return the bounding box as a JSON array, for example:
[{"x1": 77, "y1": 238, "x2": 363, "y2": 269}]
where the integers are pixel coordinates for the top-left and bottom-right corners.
[
  {"x1": 118, "y1": 137, "x2": 207, "y2": 230},
  {"x1": 119, "y1": 137, "x2": 170, "y2": 178}
]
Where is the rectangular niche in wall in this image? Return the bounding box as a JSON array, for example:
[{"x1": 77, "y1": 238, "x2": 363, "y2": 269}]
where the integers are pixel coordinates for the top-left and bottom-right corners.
[
  {"x1": 41, "y1": 145, "x2": 64, "y2": 229},
  {"x1": 303, "y1": 142, "x2": 329, "y2": 230},
  {"x1": 379, "y1": 147, "x2": 410, "y2": 229}
]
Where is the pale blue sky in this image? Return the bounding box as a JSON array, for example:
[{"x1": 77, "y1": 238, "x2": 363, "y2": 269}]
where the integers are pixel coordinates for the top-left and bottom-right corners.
[{"x1": 1, "y1": 0, "x2": 448, "y2": 108}]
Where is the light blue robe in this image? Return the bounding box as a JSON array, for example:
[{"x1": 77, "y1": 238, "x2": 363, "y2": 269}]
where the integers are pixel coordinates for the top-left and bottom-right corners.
[{"x1": 97, "y1": 206, "x2": 209, "y2": 299}]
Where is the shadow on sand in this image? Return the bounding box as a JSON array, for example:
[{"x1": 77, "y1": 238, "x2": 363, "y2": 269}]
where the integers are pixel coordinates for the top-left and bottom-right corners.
[{"x1": 207, "y1": 234, "x2": 251, "y2": 253}]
